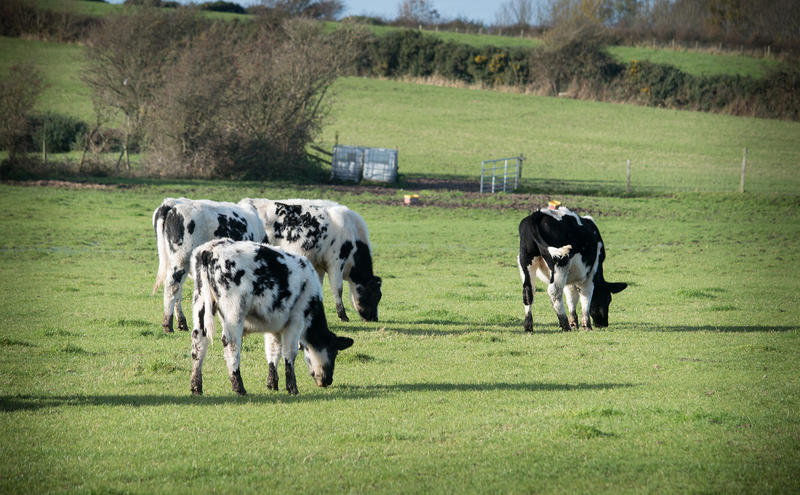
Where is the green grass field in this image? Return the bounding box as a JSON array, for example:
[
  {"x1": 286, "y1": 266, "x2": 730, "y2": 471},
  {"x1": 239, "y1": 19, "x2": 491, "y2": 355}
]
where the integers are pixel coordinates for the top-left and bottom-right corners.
[
  {"x1": 0, "y1": 183, "x2": 798, "y2": 493},
  {"x1": 2, "y1": 7, "x2": 799, "y2": 493}
]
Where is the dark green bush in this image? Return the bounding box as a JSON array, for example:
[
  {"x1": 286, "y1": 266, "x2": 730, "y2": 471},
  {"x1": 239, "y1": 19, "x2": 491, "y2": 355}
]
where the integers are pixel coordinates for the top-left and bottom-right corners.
[
  {"x1": 29, "y1": 112, "x2": 88, "y2": 153},
  {"x1": 434, "y1": 41, "x2": 476, "y2": 82},
  {"x1": 530, "y1": 36, "x2": 622, "y2": 95},
  {"x1": 200, "y1": 1, "x2": 246, "y2": 14}
]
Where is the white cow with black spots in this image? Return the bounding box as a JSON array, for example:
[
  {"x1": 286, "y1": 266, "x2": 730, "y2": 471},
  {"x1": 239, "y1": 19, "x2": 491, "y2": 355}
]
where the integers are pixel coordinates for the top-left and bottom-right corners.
[
  {"x1": 189, "y1": 238, "x2": 354, "y2": 395},
  {"x1": 517, "y1": 206, "x2": 627, "y2": 332},
  {"x1": 152, "y1": 198, "x2": 266, "y2": 333},
  {"x1": 239, "y1": 198, "x2": 382, "y2": 322}
]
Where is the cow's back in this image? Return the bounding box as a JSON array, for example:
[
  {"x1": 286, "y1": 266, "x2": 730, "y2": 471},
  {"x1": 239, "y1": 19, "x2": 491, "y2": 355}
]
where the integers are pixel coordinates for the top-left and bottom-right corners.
[{"x1": 199, "y1": 239, "x2": 319, "y2": 333}]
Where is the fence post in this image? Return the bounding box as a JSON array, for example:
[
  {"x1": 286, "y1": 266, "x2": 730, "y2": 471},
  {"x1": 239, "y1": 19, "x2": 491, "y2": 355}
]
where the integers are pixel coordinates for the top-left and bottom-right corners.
[
  {"x1": 42, "y1": 119, "x2": 47, "y2": 164},
  {"x1": 503, "y1": 159, "x2": 508, "y2": 192},
  {"x1": 740, "y1": 147, "x2": 747, "y2": 193},
  {"x1": 626, "y1": 159, "x2": 631, "y2": 194}
]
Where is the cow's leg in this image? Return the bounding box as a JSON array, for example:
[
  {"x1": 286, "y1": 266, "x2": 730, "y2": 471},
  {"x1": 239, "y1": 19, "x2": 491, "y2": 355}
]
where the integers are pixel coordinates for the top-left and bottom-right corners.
[
  {"x1": 264, "y1": 333, "x2": 281, "y2": 391},
  {"x1": 280, "y1": 331, "x2": 300, "y2": 395},
  {"x1": 578, "y1": 281, "x2": 594, "y2": 331},
  {"x1": 221, "y1": 318, "x2": 246, "y2": 395},
  {"x1": 162, "y1": 264, "x2": 187, "y2": 333},
  {"x1": 564, "y1": 285, "x2": 580, "y2": 330},
  {"x1": 174, "y1": 284, "x2": 189, "y2": 332},
  {"x1": 328, "y1": 267, "x2": 349, "y2": 322},
  {"x1": 517, "y1": 254, "x2": 534, "y2": 332},
  {"x1": 190, "y1": 325, "x2": 210, "y2": 395},
  {"x1": 547, "y1": 269, "x2": 570, "y2": 331}
]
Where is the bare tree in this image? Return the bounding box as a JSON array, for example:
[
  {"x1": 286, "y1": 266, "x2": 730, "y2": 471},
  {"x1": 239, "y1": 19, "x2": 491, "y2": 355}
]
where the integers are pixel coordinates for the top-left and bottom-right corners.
[
  {"x1": 259, "y1": 0, "x2": 344, "y2": 19},
  {"x1": 0, "y1": 64, "x2": 44, "y2": 161},
  {"x1": 82, "y1": 7, "x2": 200, "y2": 169},
  {"x1": 495, "y1": 0, "x2": 536, "y2": 27},
  {"x1": 397, "y1": 0, "x2": 439, "y2": 26},
  {"x1": 147, "y1": 23, "x2": 237, "y2": 176},
  {"x1": 221, "y1": 18, "x2": 365, "y2": 177}
]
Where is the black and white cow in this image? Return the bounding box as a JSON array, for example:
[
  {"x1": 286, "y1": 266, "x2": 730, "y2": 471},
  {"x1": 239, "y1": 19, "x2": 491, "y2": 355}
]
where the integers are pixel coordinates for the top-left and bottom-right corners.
[
  {"x1": 152, "y1": 198, "x2": 266, "y2": 333},
  {"x1": 189, "y1": 238, "x2": 354, "y2": 395},
  {"x1": 517, "y1": 206, "x2": 627, "y2": 332},
  {"x1": 238, "y1": 198, "x2": 382, "y2": 322}
]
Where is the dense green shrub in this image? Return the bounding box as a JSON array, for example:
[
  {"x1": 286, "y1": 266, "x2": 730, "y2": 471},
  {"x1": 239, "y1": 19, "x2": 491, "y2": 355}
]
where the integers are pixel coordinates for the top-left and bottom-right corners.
[
  {"x1": 360, "y1": 30, "x2": 532, "y2": 87},
  {"x1": 0, "y1": 0, "x2": 99, "y2": 42},
  {"x1": 434, "y1": 41, "x2": 476, "y2": 82},
  {"x1": 29, "y1": 113, "x2": 88, "y2": 153},
  {"x1": 200, "y1": 1, "x2": 246, "y2": 14}
]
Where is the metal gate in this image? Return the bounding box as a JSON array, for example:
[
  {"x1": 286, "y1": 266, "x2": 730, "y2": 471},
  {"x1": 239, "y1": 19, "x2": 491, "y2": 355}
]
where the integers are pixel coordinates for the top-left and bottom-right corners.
[
  {"x1": 331, "y1": 145, "x2": 398, "y2": 183},
  {"x1": 480, "y1": 156, "x2": 524, "y2": 193}
]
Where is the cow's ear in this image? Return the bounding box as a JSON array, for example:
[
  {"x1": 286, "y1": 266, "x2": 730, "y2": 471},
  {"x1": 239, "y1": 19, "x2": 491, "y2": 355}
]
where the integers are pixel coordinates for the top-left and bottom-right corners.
[
  {"x1": 336, "y1": 336, "x2": 354, "y2": 351},
  {"x1": 607, "y1": 282, "x2": 627, "y2": 294}
]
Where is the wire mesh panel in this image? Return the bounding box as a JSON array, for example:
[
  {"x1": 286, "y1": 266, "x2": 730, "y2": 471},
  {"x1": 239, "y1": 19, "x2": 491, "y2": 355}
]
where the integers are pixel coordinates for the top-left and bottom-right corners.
[
  {"x1": 480, "y1": 156, "x2": 523, "y2": 193},
  {"x1": 331, "y1": 145, "x2": 398, "y2": 183},
  {"x1": 331, "y1": 145, "x2": 366, "y2": 182},
  {"x1": 362, "y1": 147, "x2": 398, "y2": 183}
]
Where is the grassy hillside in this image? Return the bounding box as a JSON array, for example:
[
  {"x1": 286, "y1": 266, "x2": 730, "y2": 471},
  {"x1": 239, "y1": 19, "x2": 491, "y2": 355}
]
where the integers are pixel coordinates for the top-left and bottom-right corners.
[
  {"x1": 0, "y1": 36, "x2": 93, "y2": 122},
  {"x1": 2, "y1": 36, "x2": 798, "y2": 195},
  {"x1": 0, "y1": 183, "x2": 798, "y2": 493},
  {"x1": 323, "y1": 77, "x2": 800, "y2": 194},
  {"x1": 607, "y1": 45, "x2": 780, "y2": 78}
]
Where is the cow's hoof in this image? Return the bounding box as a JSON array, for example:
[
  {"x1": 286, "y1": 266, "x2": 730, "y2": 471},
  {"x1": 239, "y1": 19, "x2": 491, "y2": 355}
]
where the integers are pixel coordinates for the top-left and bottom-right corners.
[
  {"x1": 163, "y1": 326, "x2": 174, "y2": 334},
  {"x1": 286, "y1": 385, "x2": 299, "y2": 395},
  {"x1": 230, "y1": 370, "x2": 246, "y2": 395},
  {"x1": 177, "y1": 316, "x2": 189, "y2": 332},
  {"x1": 523, "y1": 314, "x2": 533, "y2": 332},
  {"x1": 191, "y1": 384, "x2": 202, "y2": 395},
  {"x1": 267, "y1": 364, "x2": 278, "y2": 391}
]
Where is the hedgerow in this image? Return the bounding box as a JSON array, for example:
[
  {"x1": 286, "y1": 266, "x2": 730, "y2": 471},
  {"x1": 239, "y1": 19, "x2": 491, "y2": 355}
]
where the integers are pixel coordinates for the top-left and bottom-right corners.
[{"x1": 355, "y1": 28, "x2": 799, "y2": 121}]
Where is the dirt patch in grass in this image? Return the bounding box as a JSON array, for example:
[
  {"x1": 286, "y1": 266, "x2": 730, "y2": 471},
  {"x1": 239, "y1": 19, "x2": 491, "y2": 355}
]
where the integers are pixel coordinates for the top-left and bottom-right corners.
[{"x1": 4, "y1": 180, "x2": 136, "y2": 190}]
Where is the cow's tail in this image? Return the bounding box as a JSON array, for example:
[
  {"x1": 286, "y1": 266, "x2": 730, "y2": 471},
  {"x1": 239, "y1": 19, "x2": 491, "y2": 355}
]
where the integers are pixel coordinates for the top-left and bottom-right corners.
[
  {"x1": 152, "y1": 208, "x2": 170, "y2": 296},
  {"x1": 193, "y1": 249, "x2": 217, "y2": 343}
]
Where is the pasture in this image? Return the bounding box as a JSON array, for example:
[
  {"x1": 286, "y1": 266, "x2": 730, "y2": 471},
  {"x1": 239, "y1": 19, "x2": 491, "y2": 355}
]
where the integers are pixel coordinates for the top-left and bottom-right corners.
[
  {"x1": 1, "y1": 182, "x2": 799, "y2": 493},
  {"x1": 324, "y1": 77, "x2": 800, "y2": 194}
]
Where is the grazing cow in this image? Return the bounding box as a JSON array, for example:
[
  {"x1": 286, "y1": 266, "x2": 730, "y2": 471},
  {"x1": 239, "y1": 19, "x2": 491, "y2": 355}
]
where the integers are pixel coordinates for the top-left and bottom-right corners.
[
  {"x1": 152, "y1": 198, "x2": 266, "y2": 333},
  {"x1": 517, "y1": 206, "x2": 627, "y2": 332},
  {"x1": 189, "y1": 239, "x2": 354, "y2": 395},
  {"x1": 239, "y1": 198, "x2": 382, "y2": 322}
]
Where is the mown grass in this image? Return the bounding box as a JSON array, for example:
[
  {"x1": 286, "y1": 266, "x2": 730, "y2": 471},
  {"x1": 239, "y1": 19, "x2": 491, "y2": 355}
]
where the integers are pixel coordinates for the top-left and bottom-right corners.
[{"x1": 0, "y1": 183, "x2": 798, "y2": 494}]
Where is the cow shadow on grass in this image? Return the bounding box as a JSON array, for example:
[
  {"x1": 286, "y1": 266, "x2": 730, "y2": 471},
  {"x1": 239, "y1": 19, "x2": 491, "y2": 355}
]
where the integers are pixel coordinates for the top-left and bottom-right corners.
[
  {"x1": 627, "y1": 322, "x2": 799, "y2": 333},
  {"x1": 0, "y1": 381, "x2": 635, "y2": 412},
  {"x1": 369, "y1": 320, "x2": 554, "y2": 336}
]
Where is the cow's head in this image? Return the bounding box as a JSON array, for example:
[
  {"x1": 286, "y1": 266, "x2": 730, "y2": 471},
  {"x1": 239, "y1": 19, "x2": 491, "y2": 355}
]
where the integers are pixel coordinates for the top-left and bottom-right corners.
[
  {"x1": 301, "y1": 335, "x2": 354, "y2": 387},
  {"x1": 347, "y1": 240, "x2": 382, "y2": 321},
  {"x1": 589, "y1": 280, "x2": 627, "y2": 327},
  {"x1": 350, "y1": 276, "x2": 382, "y2": 322},
  {"x1": 301, "y1": 297, "x2": 354, "y2": 387}
]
